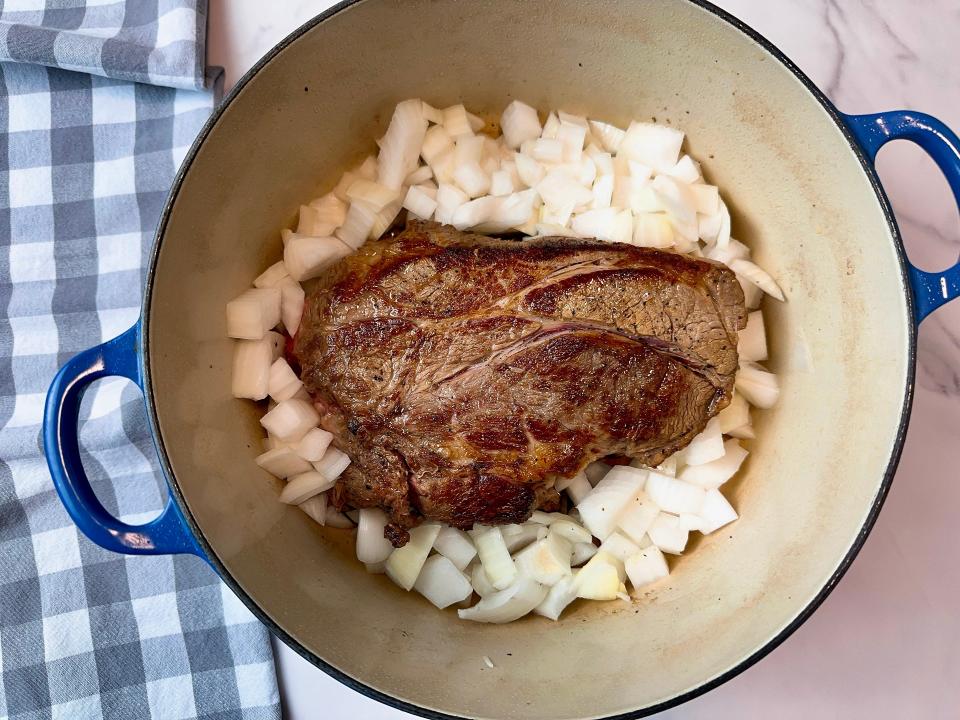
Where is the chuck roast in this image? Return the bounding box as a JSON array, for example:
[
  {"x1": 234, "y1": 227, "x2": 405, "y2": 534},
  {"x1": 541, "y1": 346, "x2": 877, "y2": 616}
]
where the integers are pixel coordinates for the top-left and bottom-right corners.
[{"x1": 294, "y1": 221, "x2": 746, "y2": 543}]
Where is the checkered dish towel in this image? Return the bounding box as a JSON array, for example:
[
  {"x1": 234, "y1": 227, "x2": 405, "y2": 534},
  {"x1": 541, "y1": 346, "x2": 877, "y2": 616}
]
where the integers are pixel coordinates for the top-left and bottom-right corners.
[{"x1": 0, "y1": 2, "x2": 281, "y2": 719}]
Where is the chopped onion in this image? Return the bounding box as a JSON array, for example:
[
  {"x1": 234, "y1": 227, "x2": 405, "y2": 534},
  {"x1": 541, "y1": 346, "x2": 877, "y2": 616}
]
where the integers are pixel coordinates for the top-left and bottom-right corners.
[
  {"x1": 514, "y1": 152, "x2": 545, "y2": 187},
  {"x1": 458, "y1": 576, "x2": 547, "y2": 623},
  {"x1": 513, "y1": 530, "x2": 573, "y2": 586},
  {"x1": 267, "y1": 357, "x2": 302, "y2": 402},
  {"x1": 617, "y1": 491, "x2": 660, "y2": 545},
  {"x1": 260, "y1": 398, "x2": 319, "y2": 442},
  {"x1": 632, "y1": 212, "x2": 674, "y2": 248},
  {"x1": 293, "y1": 427, "x2": 334, "y2": 462},
  {"x1": 279, "y1": 470, "x2": 335, "y2": 505},
  {"x1": 501, "y1": 523, "x2": 541, "y2": 553},
  {"x1": 577, "y1": 465, "x2": 647, "y2": 540},
  {"x1": 530, "y1": 138, "x2": 564, "y2": 164},
  {"x1": 698, "y1": 489, "x2": 739, "y2": 534},
  {"x1": 682, "y1": 417, "x2": 725, "y2": 466},
  {"x1": 668, "y1": 155, "x2": 701, "y2": 184},
  {"x1": 570, "y1": 542, "x2": 598, "y2": 567},
  {"x1": 538, "y1": 168, "x2": 593, "y2": 209},
  {"x1": 421, "y1": 100, "x2": 444, "y2": 125},
  {"x1": 336, "y1": 201, "x2": 379, "y2": 250},
  {"x1": 403, "y1": 185, "x2": 438, "y2": 220},
  {"x1": 385, "y1": 523, "x2": 441, "y2": 590},
  {"x1": 284, "y1": 235, "x2": 352, "y2": 281},
  {"x1": 598, "y1": 532, "x2": 640, "y2": 563},
  {"x1": 581, "y1": 462, "x2": 609, "y2": 486},
  {"x1": 644, "y1": 471, "x2": 707, "y2": 515},
  {"x1": 591, "y1": 174, "x2": 614, "y2": 209},
  {"x1": 226, "y1": 288, "x2": 281, "y2": 340},
  {"x1": 490, "y1": 170, "x2": 515, "y2": 197},
  {"x1": 324, "y1": 507, "x2": 355, "y2": 528},
  {"x1": 421, "y1": 125, "x2": 454, "y2": 164},
  {"x1": 434, "y1": 183, "x2": 469, "y2": 224},
  {"x1": 619, "y1": 122, "x2": 684, "y2": 172},
  {"x1": 588, "y1": 119, "x2": 626, "y2": 153},
  {"x1": 277, "y1": 277, "x2": 304, "y2": 336},
  {"x1": 356, "y1": 508, "x2": 394, "y2": 564},
  {"x1": 405, "y1": 164, "x2": 433, "y2": 186},
  {"x1": 255, "y1": 447, "x2": 312, "y2": 478},
  {"x1": 738, "y1": 311, "x2": 767, "y2": 362},
  {"x1": 297, "y1": 204, "x2": 337, "y2": 236},
  {"x1": 454, "y1": 135, "x2": 484, "y2": 166},
  {"x1": 501, "y1": 100, "x2": 542, "y2": 149},
  {"x1": 735, "y1": 363, "x2": 780, "y2": 408},
  {"x1": 468, "y1": 189, "x2": 539, "y2": 234},
  {"x1": 680, "y1": 439, "x2": 748, "y2": 489},
  {"x1": 707, "y1": 237, "x2": 750, "y2": 265},
  {"x1": 311, "y1": 447, "x2": 351, "y2": 481},
  {"x1": 575, "y1": 552, "x2": 621, "y2": 600},
  {"x1": 534, "y1": 574, "x2": 580, "y2": 621},
  {"x1": 564, "y1": 472, "x2": 593, "y2": 505},
  {"x1": 231, "y1": 332, "x2": 283, "y2": 400},
  {"x1": 253, "y1": 261, "x2": 290, "y2": 289},
  {"x1": 308, "y1": 193, "x2": 348, "y2": 227},
  {"x1": 541, "y1": 112, "x2": 560, "y2": 139},
  {"x1": 346, "y1": 179, "x2": 401, "y2": 212},
  {"x1": 470, "y1": 525, "x2": 517, "y2": 590},
  {"x1": 730, "y1": 258, "x2": 784, "y2": 301},
  {"x1": 298, "y1": 493, "x2": 327, "y2": 524},
  {"x1": 442, "y1": 104, "x2": 473, "y2": 138},
  {"x1": 557, "y1": 120, "x2": 587, "y2": 162},
  {"x1": 452, "y1": 162, "x2": 491, "y2": 198},
  {"x1": 651, "y1": 174, "x2": 697, "y2": 225},
  {"x1": 625, "y1": 546, "x2": 670, "y2": 590},
  {"x1": 415, "y1": 555, "x2": 473, "y2": 609},
  {"x1": 691, "y1": 184, "x2": 720, "y2": 215},
  {"x1": 716, "y1": 393, "x2": 750, "y2": 434},
  {"x1": 433, "y1": 526, "x2": 477, "y2": 570},
  {"x1": 470, "y1": 561, "x2": 497, "y2": 597},
  {"x1": 548, "y1": 519, "x2": 592, "y2": 545},
  {"x1": 378, "y1": 99, "x2": 428, "y2": 190},
  {"x1": 647, "y1": 513, "x2": 689, "y2": 555}
]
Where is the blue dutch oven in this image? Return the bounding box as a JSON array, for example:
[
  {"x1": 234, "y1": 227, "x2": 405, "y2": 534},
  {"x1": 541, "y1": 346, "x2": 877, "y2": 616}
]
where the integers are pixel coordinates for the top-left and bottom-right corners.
[{"x1": 42, "y1": 1, "x2": 960, "y2": 718}]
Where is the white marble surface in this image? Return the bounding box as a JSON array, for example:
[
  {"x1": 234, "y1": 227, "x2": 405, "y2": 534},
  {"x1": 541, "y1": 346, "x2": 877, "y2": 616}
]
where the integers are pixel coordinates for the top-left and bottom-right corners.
[{"x1": 206, "y1": 1, "x2": 960, "y2": 717}]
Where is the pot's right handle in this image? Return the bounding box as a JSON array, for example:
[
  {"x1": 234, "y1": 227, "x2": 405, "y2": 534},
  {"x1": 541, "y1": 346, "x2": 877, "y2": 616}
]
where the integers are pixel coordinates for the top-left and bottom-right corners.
[{"x1": 843, "y1": 111, "x2": 960, "y2": 323}]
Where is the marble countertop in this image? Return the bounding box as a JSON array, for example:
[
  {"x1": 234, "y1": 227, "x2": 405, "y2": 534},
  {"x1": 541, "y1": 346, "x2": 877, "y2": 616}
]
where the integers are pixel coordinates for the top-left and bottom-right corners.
[{"x1": 206, "y1": 1, "x2": 960, "y2": 718}]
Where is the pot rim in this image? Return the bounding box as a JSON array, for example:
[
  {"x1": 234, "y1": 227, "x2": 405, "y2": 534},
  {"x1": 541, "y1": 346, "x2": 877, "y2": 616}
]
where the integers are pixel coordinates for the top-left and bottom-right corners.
[{"x1": 141, "y1": 1, "x2": 917, "y2": 717}]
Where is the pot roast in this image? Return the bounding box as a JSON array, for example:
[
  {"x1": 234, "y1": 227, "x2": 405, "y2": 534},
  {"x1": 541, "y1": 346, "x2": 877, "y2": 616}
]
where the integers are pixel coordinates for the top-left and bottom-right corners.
[{"x1": 294, "y1": 221, "x2": 746, "y2": 545}]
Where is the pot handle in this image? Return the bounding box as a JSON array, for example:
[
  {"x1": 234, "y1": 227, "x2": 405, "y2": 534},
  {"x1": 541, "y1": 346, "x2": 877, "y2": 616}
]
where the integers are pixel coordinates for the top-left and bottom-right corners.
[
  {"x1": 43, "y1": 321, "x2": 204, "y2": 557},
  {"x1": 842, "y1": 111, "x2": 960, "y2": 322}
]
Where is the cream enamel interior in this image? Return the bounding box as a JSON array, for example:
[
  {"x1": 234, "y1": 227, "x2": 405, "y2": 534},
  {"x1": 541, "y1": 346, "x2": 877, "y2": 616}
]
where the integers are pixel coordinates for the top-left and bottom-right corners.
[{"x1": 146, "y1": 1, "x2": 911, "y2": 718}]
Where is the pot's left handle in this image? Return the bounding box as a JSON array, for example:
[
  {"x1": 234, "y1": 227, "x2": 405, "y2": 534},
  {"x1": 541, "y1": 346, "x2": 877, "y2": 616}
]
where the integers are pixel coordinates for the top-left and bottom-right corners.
[
  {"x1": 43, "y1": 322, "x2": 204, "y2": 557},
  {"x1": 843, "y1": 110, "x2": 960, "y2": 323}
]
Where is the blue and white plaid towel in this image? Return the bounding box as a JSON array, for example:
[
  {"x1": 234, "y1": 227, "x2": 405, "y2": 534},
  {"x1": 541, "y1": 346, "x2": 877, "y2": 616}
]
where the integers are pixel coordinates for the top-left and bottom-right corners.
[{"x1": 0, "y1": 2, "x2": 281, "y2": 719}]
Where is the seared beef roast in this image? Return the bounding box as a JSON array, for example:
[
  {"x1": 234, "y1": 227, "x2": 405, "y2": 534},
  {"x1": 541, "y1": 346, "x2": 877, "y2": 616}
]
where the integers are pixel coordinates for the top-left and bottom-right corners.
[{"x1": 294, "y1": 221, "x2": 746, "y2": 543}]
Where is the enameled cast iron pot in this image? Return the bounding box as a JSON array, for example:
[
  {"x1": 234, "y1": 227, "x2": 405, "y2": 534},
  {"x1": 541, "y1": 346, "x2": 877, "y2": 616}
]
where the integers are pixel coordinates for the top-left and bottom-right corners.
[{"x1": 42, "y1": 1, "x2": 960, "y2": 718}]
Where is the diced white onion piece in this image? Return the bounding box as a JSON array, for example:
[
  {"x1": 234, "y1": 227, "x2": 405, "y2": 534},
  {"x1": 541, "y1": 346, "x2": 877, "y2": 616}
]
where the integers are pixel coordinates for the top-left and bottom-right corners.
[
  {"x1": 707, "y1": 237, "x2": 751, "y2": 265},
  {"x1": 385, "y1": 523, "x2": 441, "y2": 590},
  {"x1": 736, "y1": 362, "x2": 780, "y2": 408},
  {"x1": 311, "y1": 447, "x2": 351, "y2": 481},
  {"x1": 717, "y1": 393, "x2": 750, "y2": 434},
  {"x1": 284, "y1": 235, "x2": 352, "y2": 281},
  {"x1": 500, "y1": 523, "x2": 541, "y2": 553},
  {"x1": 333, "y1": 170, "x2": 360, "y2": 202},
  {"x1": 564, "y1": 472, "x2": 593, "y2": 505},
  {"x1": 369, "y1": 198, "x2": 402, "y2": 240},
  {"x1": 648, "y1": 513, "x2": 689, "y2": 555},
  {"x1": 267, "y1": 357, "x2": 302, "y2": 402},
  {"x1": 680, "y1": 439, "x2": 748, "y2": 489},
  {"x1": 548, "y1": 519, "x2": 592, "y2": 545},
  {"x1": 298, "y1": 493, "x2": 327, "y2": 524},
  {"x1": 296, "y1": 205, "x2": 336, "y2": 237},
  {"x1": 628, "y1": 160, "x2": 653, "y2": 181},
  {"x1": 421, "y1": 124, "x2": 454, "y2": 164},
  {"x1": 454, "y1": 135, "x2": 484, "y2": 165},
  {"x1": 432, "y1": 527, "x2": 477, "y2": 571},
  {"x1": 557, "y1": 120, "x2": 587, "y2": 163},
  {"x1": 730, "y1": 258, "x2": 784, "y2": 301},
  {"x1": 644, "y1": 471, "x2": 707, "y2": 515},
  {"x1": 698, "y1": 489, "x2": 739, "y2": 534},
  {"x1": 627, "y1": 183, "x2": 663, "y2": 214},
  {"x1": 403, "y1": 185, "x2": 438, "y2": 220},
  {"x1": 619, "y1": 122, "x2": 684, "y2": 172},
  {"x1": 255, "y1": 447, "x2": 313, "y2": 478},
  {"x1": 231, "y1": 332, "x2": 282, "y2": 399},
  {"x1": 276, "y1": 277, "x2": 304, "y2": 335},
  {"x1": 308, "y1": 193, "x2": 348, "y2": 227},
  {"x1": 598, "y1": 532, "x2": 640, "y2": 563},
  {"x1": 588, "y1": 119, "x2": 626, "y2": 153},
  {"x1": 572, "y1": 207, "x2": 632, "y2": 243},
  {"x1": 490, "y1": 170, "x2": 514, "y2": 197},
  {"x1": 355, "y1": 156, "x2": 377, "y2": 180},
  {"x1": 346, "y1": 179, "x2": 401, "y2": 212},
  {"x1": 470, "y1": 525, "x2": 518, "y2": 590},
  {"x1": 537, "y1": 168, "x2": 593, "y2": 209},
  {"x1": 530, "y1": 138, "x2": 563, "y2": 164},
  {"x1": 253, "y1": 261, "x2": 290, "y2": 289},
  {"x1": 421, "y1": 100, "x2": 444, "y2": 124},
  {"x1": 324, "y1": 507, "x2": 354, "y2": 528},
  {"x1": 631, "y1": 212, "x2": 673, "y2": 248},
  {"x1": 435, "y1": 183, "x2": 469, "y2": 224},
  {"x1": 651, "y1": 174, "x2": 697, "y2": 225},
  {"x1": 356, "y1": 508, "x2": 394, "y2": 564},
  {"x1": 450, "y1": 195, "x2": 497, "y2": 230},
  {"x1": 452, "y1": 162, "x2": 491, "y2": 198},
  {"x1": 729, "y1": 423, "x2": 756, "y2": 440},
  {"x1": 668, "y1": 155, "x2": 701, "y2": 183},
  {"x1": 514, "y1": 152, "x2": 545, "y2": 187},
  {"x1": 691, "y1": 184, "x2": 720, "y2": 215},
  {"x1": 581, "y1": 462, "x2": 609, "y2": 486},
  {"x1": 534, "y1": 573, "x2": 579, "y2": 620},
  {"x1": 405, "y1": 164, "x2": 433, "y2": 186},
  {"x1": 293, "y1": 427, "x2": 334, "y2": 462},
  {"x1": 279, "y1": 471, "x2": 335, "y2": 505},
  {"x1": 738, "y1": 311, "x2": 768, "y2": 362},
  {"x1": 683, "y1": 417, "x2": 725, "y2": 466},
  {"x1": 226, "y1": 288, "x2": 281, "y2": 340},
  {"x1": 468, "y1": 189, "x2": 539, "y2": 234},
  {"x1": 617, "y1": 491, "x2": 660, "y2": 545},
  {"x1": 591, "y1": 174, "x2": 614, "y2": 210},
  {"x1": 500, "y1": 100, "x2": 542, "y2": 149},
  {"x1": 260, "y1": 398, "x2": 319, "y2": 442},
  {"x1": 541, "y1": 112, "x2": 560, "y2": 139},
  {"x1": 678, "y1": 513, "x2": 703, "y2": 531},
  {"x1": 458, "y1": 576, "x2": 547, "y2": 623},
  {"x1": 337, "y1": 200, "x2": 381, "y2": 250},
  {"x1": 513, "y1": 530, "x2": 573, "y2": 586},
  {"x1": 571, "y1": 542, "x2": 597, "y2": 567},
  {"x1": 577, "y1": 465, "x2": 647, "y2": 540},
  {"x1": 467, "y1": 111, "x2": 485, "y2": 133},
  {"x1": 443, "y1": 104, "x2": 473, "y2": 138},
  {"x1": 625, "y1": 546, "x2": 670, "y2": 590},
  {"x1": 415, "y1": 555, "x2": 474, "y2": 609},
  {"x1": 575, "y1": 552, "x2": 621, "y2": 600},
  {"x1": 657, "y1": 455, "x2": 678, "y2": 477},
  {"x1": 378, "y1": 99, "x2": 428, "y2": 190}
]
